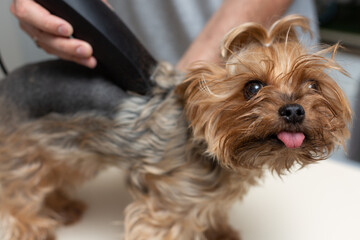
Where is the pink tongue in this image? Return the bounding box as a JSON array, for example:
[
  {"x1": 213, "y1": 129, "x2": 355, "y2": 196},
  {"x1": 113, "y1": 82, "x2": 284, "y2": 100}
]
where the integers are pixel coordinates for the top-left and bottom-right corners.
[{"x1": 277, "y1": 132, "x2": 305, "y2": 148}]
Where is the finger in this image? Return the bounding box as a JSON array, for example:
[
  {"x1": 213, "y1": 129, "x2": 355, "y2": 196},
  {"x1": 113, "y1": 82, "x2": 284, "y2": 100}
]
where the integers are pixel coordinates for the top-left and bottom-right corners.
[
  {"x1": 39, "y1": 40, "x2": 97, "y2": 68},
  {"x1": 39, "y1": 35, "x2": 94, "y2": 59},
  {"x1": 10, "y1": 2, "x2": 15, "y2": 15},
  {"x1": 21, "y1": 22, "x2": 93, "y2": 58},
  {"x1": 20, "y1": 22, "x2": 97, "y2": 68},
  {"x1": 19, "y1": 21, "x2": 40, "y2": 43},
  {"x1": 12, "y1": 0, "x2": 73, "y2": 37},
  {"x1": 61, "y1": 55, "x2": 97, "y2": 69},
  {"x1": 100, "y1": 0, "x2": 114, "y2": 10},
  {"x1": 39, "y1": 43, "x2": 97, "y2": 68},
  {"x1": 37, "y1": 40, "x2": 97, "y2": 68}
]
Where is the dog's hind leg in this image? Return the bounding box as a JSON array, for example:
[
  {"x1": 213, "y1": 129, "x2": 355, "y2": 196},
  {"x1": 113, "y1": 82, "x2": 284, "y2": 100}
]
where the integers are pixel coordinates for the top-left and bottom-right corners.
[
  {"x1": 0, "y1": 115, "x2": 116, "y2": 240},
  {"x1": 0, "y1": 138, "x2": 67, "y2": 240}
]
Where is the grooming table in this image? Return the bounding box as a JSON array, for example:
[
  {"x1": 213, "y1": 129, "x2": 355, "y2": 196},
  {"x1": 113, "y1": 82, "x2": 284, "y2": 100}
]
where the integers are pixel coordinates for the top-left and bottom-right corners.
[{"x1": 57, "y1": 159, "x2": 360, "y2": 240}]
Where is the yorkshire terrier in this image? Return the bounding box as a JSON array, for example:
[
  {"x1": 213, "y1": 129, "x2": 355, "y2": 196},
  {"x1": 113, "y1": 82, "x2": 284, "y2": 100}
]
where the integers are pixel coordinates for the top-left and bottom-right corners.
[{"x1": 0, "y1": 15, "x2": 351, "y2": 240}]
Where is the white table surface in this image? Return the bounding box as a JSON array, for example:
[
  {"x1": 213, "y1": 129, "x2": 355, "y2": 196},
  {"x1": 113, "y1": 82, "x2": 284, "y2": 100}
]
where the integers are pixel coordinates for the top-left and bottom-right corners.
[{"x1": 52, "y1": 159, "x2": 360, "y2": 240}]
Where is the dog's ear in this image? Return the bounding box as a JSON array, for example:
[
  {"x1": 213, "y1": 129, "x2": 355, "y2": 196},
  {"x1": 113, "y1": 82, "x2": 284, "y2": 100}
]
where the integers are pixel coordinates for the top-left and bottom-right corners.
[
  {"x1": 268, "y1": 14, "x2": 312, "y2": 45},
  {"x1": 220, "y1": 15, "x2": 312, "y2": 59},
  {"x1": 220, "y1": 22, "x2": 268, "y2": 59}
]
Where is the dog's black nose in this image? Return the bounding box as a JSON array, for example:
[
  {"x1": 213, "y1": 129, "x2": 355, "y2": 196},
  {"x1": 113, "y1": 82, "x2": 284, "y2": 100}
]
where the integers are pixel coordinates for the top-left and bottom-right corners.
[{"x1": 278, "y1": 104, "x2": 305, "y2": 124}]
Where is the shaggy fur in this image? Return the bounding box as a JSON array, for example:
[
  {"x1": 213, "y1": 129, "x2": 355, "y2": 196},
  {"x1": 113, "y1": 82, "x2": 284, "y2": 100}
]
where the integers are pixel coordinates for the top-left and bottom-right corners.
[{"x1": 0, "y1": 15, "x2": 351, "y2": 240}]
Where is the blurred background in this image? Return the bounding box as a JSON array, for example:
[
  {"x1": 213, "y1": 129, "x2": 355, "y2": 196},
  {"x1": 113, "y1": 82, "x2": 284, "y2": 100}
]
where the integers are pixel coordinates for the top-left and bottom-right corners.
[{"x1": 314, "y1": 0, "x2": 360, "y2": 164}]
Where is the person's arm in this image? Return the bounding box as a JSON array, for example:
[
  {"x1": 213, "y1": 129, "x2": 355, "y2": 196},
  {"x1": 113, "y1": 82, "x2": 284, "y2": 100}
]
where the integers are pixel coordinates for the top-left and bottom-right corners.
[
  {"x1": 10, "y1": 0, "x2": 109, "y2": 68},
  {"x1": 176, "y1": 0, "x2": 293, "y2": 71}
]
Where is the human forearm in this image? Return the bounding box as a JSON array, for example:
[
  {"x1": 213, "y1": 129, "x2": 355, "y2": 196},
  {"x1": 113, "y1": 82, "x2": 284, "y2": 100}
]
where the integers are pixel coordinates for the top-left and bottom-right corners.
[{"x1": 176, "y1": 0, "x2": 293, "y2": 71}]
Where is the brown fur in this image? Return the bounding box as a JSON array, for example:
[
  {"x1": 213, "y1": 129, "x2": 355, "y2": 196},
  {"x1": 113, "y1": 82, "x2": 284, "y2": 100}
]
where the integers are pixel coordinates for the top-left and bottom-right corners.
[
  {"x1": 0, "y1": 15, "x2": 351, "y2": 240},
  {"x1": 178, "y1": 15, "x2": 351, "y2": 174}
]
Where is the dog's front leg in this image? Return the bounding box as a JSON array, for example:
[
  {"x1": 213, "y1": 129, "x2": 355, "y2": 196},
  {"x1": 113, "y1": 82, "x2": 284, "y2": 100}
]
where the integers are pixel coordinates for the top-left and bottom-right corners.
[{"x1": 123, "y1": 159, "x2": 242, "y2": 240}]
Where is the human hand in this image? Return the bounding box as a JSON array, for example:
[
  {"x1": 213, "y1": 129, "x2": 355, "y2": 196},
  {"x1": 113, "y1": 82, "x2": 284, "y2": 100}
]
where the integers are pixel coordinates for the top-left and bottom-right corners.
[{"x1": 10, "y1": 0, "x2": 100, "y2": 68}]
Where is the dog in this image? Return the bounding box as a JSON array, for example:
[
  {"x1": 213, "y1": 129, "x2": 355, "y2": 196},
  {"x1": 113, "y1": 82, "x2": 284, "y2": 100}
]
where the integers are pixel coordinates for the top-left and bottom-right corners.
[{"x1": 0, "y1": 15, "x2": 351, "y2": 240}]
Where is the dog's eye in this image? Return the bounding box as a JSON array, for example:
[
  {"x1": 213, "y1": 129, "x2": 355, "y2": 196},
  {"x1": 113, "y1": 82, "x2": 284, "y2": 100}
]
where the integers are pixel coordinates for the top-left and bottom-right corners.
[
  {"x1": 244, "y1": 80, "x2": 265, "y2": 100},
  {"x1": 307, "y1": 80, "x2": 319, "y2": 91}
]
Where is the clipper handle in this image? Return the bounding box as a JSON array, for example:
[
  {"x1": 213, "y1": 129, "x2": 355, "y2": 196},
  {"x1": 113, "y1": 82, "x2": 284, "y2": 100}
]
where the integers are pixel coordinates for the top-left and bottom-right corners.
[{"x1": 34, "y1": 0, "x2": 157, "y2": 95}]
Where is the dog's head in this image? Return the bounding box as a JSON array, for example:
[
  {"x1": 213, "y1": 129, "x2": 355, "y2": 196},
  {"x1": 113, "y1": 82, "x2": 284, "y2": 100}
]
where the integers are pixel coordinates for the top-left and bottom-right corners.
[{"x1": 176, "y1": 15, "x2": 351, "y2": 174}]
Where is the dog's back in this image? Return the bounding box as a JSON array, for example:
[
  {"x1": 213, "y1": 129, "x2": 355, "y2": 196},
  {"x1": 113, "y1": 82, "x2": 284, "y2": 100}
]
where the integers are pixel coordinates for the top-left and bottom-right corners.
[{"x1": 0, "y1": 60, "x2": 127, "y2": 126}]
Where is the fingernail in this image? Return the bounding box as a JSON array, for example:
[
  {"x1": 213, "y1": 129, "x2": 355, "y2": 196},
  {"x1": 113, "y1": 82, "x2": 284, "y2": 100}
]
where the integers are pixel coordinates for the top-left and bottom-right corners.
[
  {"x1": 88, "y1": 58, "x2": 97, "y2": 68},
  {"x1": 80, "y1": 57, "x2": 97, "y2": 68},
  {"x1": 57, "y1": 25, "x2": 70, "y2": 36},
  {"x1": 76, "y1": 46, "x2": 89, "y2": 57}
]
